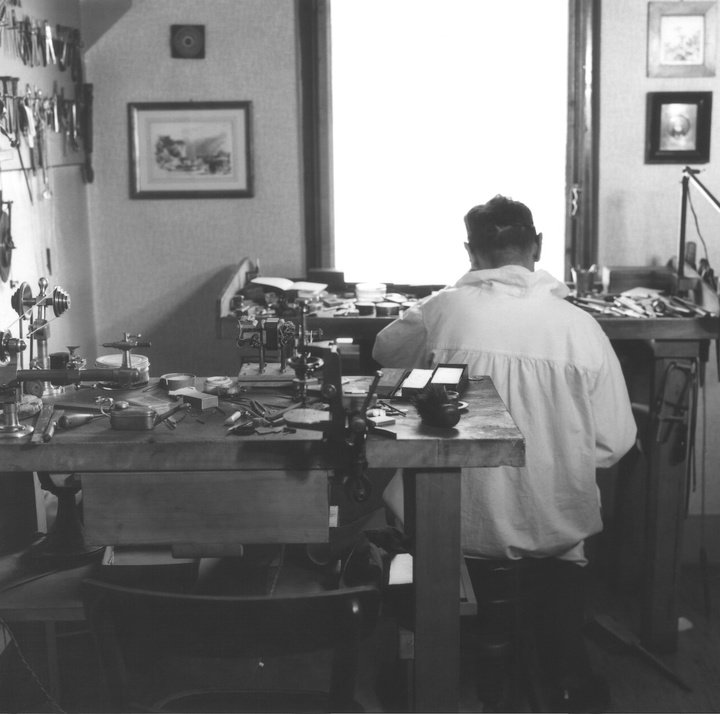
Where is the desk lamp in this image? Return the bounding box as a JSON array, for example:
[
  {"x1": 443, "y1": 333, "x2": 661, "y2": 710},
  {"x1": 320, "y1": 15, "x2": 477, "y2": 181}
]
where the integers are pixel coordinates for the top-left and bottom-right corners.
[
  {"x1": 676, "y1": 166, "x2": 720, "y2": 294},
  {"x1": 676, "y1": 166, "x2": 720, "y2": 621}
]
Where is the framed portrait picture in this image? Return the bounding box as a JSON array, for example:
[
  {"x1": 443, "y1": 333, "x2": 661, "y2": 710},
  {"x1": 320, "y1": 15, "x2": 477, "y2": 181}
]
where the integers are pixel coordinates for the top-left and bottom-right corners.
[
  {"x1": 645, "y1": 92, "x2": 712, "y2": 164},
  {"x1": 647, "y1": 1, "x2": 717, "y2": 77},
  {"x1": 128, "y1": 101, "x2": 253, "y2": 199}
]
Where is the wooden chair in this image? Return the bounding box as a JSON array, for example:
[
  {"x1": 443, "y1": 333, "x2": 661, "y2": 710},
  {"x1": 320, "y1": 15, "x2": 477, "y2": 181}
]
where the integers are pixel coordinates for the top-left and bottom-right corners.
[{"x1": 82, "y1": 577, "x2": 380, "y2": 713}]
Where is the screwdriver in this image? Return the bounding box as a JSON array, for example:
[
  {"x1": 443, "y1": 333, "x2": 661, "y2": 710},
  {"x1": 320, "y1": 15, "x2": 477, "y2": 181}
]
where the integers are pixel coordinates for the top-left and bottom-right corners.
[{"x1": 57, "y1": 412, "x2": 104, "y2": 429}]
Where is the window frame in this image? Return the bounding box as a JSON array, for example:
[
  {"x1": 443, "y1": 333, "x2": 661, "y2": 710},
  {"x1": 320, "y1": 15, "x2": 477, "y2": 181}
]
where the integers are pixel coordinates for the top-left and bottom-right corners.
[{"x1": 298, "y1": 0, "x2": 599, "y2": 281}]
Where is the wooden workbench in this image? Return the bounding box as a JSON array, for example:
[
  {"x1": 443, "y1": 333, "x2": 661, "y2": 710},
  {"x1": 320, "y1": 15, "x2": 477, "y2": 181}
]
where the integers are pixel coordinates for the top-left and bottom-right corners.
[
  {"x1": 0, "y1": 376, "x2": 523, "y2": 713},
  {"x1": 299, "y1": 310, "x2": 719, "y2": 652},
  {"x1": 217, "y1": 273, "x2": 720, "y2": 650}
]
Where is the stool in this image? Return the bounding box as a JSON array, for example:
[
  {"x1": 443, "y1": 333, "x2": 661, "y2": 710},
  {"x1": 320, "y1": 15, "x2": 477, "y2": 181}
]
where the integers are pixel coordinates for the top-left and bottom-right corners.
[{"x1": 465, "y1": 557, "x2": 594, "y2": 713}]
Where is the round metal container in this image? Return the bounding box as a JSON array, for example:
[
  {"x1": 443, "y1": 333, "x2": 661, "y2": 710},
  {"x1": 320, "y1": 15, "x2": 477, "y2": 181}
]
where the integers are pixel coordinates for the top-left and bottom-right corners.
[
  {"x1": 95, "y1": 353, "x2": 150, "y2": 385},
  {"x1": 375, "y1": 302, "x2": 400, "y2": 317}
]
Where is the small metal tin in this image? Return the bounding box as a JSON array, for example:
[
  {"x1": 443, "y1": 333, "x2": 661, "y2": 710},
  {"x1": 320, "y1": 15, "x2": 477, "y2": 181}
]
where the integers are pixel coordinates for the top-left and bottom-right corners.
[{"x1": 109, "y1": 406, "x2": 156, "y2": 430}]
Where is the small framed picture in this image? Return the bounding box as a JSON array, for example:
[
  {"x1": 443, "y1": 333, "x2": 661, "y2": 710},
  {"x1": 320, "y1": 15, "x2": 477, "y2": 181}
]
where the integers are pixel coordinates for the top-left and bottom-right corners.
[
  {"x1": 647, "y1": 1, "x2": 717, "y2": 77},
  {"x1": 645, "y1": 92, "x2": 712, "y2": 164},
  {"x1": 128, "y1": 101, "x2": 253, "y2": 199}
]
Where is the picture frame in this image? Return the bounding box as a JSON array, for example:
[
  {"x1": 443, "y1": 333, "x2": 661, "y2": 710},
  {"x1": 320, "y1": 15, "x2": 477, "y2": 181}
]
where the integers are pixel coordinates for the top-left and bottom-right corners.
[
  {"x1": 128, "y1": 101, "x2": 253, "y2": 199},
  {"x1": 647, "y1": 1, "x2": 717, "y2": 77},
  {"x1": 645, "y1": 92, "x2": 712, "y2": 164}
]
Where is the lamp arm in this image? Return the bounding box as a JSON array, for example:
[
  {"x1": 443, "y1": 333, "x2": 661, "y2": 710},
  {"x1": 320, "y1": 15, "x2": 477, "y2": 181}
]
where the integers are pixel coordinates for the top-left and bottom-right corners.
[
  {"x1": 686, "y1": 169, "x2": 720, "y2": 214},
  {"x1": 678, "y1": 167, "x2": 720, "y2": 279}
]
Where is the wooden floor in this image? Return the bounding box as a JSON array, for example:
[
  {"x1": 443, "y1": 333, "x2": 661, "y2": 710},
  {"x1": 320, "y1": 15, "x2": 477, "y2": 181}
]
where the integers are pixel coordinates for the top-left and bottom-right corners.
[
  {"x1": 3, "y1": 562, "x2": 720, "y2": 713},
  {"x1": 582, "y1": 561, "x2": 720, "y2": 714}
]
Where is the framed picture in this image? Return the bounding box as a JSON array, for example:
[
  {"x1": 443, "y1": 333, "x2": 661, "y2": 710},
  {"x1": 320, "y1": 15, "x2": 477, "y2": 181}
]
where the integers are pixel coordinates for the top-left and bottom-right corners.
[
  {"x1": 648, "y1": 1, "x2": 717, "y2": 77},
  {"x1": 128, "y1": 101, "x2": 253, "y2": 199},
  {"x1": 645, "y1": 92, "x2": 712, "y2": 164}
]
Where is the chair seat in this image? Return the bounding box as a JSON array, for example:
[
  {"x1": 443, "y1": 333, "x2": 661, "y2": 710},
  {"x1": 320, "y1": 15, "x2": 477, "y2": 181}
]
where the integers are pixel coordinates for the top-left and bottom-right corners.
[{"x1": 82, "y1": 550, "x2": 380, "y2": 714}]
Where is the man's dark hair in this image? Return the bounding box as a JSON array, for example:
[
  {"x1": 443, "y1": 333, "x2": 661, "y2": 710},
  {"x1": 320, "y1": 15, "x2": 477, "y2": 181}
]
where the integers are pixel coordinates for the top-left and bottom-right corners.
[{"x1": 464, "y1": 195, "x2": 537, "y2": 258}]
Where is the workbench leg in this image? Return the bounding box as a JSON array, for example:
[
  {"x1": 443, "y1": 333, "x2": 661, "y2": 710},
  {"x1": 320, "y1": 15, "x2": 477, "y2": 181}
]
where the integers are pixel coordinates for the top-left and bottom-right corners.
[
  {"x1": 407, "y1": 468, "x2": 462, "y2": 712},
  {"x1": 642, "y1": 355, "x2": 694, "y2": 653}
]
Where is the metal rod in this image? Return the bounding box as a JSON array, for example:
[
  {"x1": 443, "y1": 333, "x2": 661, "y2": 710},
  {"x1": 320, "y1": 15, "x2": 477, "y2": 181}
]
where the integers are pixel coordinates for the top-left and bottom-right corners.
[
  {"x1": 678, "y1": 173, "x2": 689, "y2": 279},
  {"x1": 678, "y1": 166, "x2": 720, "y2": 277},
  {"x1": 686, "y1": 169, "x2": 720, "y2": 213},
  {"x1": 0, "y1": 162, "x2": 84, "y2": 172}
]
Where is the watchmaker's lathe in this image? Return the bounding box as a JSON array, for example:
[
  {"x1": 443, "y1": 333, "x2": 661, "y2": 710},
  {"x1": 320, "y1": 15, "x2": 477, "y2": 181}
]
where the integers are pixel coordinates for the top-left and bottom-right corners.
[
  {"x1": 237, "y1": 313, "x2": 297, "y2": 381},
  {"x1": 0, "y1": 328, "x2": 29, "y2": 439},
  {"x1": 97, "y1": 332, "x2": 151, "y2": 389},
  {"x1": 10, "y1": 277, "x2": 71, "y2": 396},
  {"x1": 236, "y1": 297, "x2": 325, "y2": 383},
  {"x1": 0, "y1": 364, "x2": 142, "y2": 442}
]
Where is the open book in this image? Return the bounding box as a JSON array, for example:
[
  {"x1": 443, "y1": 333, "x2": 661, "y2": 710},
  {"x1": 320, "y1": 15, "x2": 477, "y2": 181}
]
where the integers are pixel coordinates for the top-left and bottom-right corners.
[{"x1": 250, "y1": 276, "x2": 327, "y2": 298}]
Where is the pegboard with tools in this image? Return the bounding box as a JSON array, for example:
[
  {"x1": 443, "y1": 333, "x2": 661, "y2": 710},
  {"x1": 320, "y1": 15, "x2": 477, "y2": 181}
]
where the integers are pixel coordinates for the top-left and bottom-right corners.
[
  {"x1": 0, "y1": 0, "x2": 95, "y2": 354},
  {"x1": 0, "y1": 0, "x2": 93, "y2": 211}
]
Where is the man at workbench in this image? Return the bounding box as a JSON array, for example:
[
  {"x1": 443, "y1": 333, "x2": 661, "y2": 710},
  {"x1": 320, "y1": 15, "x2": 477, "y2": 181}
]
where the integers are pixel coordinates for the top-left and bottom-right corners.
[{"x1": 372, "y1": 194, "x2": 636, "y2": 711}]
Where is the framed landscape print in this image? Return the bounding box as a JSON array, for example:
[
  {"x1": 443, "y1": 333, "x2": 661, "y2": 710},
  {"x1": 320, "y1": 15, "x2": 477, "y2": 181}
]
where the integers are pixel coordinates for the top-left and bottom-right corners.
[{"x1": 128, "y1": 101, "x2": 253, "y2": 199}]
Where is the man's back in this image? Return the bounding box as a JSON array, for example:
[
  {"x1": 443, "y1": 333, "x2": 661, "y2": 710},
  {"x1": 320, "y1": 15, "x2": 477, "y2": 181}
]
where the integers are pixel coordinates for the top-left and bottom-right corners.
[{"x1": 373, "y1": 265, "x2": 636, "y2": 561}]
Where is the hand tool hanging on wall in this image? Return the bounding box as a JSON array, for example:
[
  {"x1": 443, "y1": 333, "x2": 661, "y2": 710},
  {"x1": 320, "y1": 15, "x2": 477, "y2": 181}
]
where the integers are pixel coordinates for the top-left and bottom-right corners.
[
  {"x1": 0, "y1": 3, "x2": 7, "y2": 45},
  {"x1": 69, "y1": 28, "x2": 82, "y2": 82},
  {"x1": 0, "y1": 197, "x2": 15, "y2": 283},
  {"x1": 0, "y1": 80, "x2": 32, "y2": 204},
  {"x1": 37, "y1": 114, "x2": 51, "y2": 199},
  {"x1": 21, "y1": 85, "x2": 37, "y2": 176},
  {"x1": 43, "y1": 21, "x2": 56, "y2": 66},
  {"x1": 81, "y1": 83, "x2": 94, "y2": 183},
  {"x1": 69, "y1": 100, "x2": 78, "y2": 150},
  {"x1": 0, "y1": 95, "x2": 14, "y2": 283},
  {"x1": 0, "y1": 77, "x2": 18, "y2": 137},
  {"x1": 31, "y1": 19, "x2": 42, "y2": 67}
]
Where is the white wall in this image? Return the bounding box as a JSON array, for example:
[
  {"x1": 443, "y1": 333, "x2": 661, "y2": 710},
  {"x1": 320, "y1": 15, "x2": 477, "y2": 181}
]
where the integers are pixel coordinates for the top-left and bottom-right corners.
[
  {"x1": 84, "y1": 0, "x2": 305, "y2": 377},
  {"x1": 600, "y1": 0, "x2": 720, "y2": 520}
]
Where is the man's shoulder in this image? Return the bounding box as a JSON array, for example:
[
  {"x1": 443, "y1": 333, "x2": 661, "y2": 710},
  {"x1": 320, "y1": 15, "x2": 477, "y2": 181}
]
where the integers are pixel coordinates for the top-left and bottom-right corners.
[{"x1": 558, "y1": 296, "x2": 608, "y2": 327}]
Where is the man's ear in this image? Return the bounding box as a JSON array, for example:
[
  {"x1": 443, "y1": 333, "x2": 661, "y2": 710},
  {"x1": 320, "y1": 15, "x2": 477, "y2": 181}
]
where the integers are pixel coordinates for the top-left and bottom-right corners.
[
  {"x1": 533, "y1": 232, "x2": 543, "y2": 262},
  {"x1": 465, "y1": 242, "x2": 479, "y2": 269}
]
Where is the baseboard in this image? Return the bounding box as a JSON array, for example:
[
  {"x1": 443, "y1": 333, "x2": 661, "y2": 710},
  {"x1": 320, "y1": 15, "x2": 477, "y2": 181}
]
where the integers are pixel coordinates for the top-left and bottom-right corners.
[{"x1": 683, "y1": 514, "x2": 720, "y2": 564}]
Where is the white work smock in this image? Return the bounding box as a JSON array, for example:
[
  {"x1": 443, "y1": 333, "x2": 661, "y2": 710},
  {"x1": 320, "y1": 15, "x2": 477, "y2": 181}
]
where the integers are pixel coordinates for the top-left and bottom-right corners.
[{"x1": 372, "y1": 266, "x2": 636, "y2": 563}]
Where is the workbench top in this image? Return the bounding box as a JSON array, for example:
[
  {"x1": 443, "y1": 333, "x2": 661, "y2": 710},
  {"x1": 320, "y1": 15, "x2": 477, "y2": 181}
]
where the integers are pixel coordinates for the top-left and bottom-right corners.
[{"x1": 0, "y1": 376, "x2": 524, "y2": 474}]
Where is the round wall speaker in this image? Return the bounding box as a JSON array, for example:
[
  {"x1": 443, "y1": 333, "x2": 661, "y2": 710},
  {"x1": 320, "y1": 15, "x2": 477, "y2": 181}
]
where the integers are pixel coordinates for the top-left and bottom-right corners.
[{"x1": 170, "y1": 25, "x2": 205, "y2": 59}]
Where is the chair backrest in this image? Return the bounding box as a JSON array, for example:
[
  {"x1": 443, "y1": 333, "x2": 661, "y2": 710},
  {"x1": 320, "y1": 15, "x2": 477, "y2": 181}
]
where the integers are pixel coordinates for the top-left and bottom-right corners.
[{"x1": 82, "y1": 577, "x2": 381, "y2": 712}]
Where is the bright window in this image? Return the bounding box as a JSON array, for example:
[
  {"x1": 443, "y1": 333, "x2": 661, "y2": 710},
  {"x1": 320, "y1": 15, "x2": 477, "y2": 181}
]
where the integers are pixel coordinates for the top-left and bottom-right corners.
[{"x1": 330, "y1": 0, "x2": 569, "y2": 285}]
